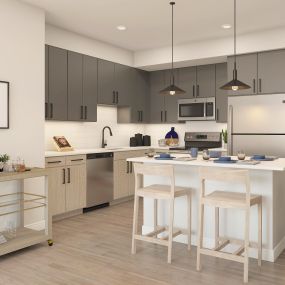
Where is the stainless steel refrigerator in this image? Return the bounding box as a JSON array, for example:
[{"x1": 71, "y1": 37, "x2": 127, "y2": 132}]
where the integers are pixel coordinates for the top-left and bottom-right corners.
[{"x1": 228, "y1": 94, "x2": 285, "y2": 156}]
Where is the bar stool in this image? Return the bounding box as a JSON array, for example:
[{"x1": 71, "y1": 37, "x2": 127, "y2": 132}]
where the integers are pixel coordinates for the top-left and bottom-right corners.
[
  {"x1": 196, "y1": 168, "x2": 262, "y2": 283},
  {"x1": 131, "y1": 163, "x2": 192, "y2": 263}
]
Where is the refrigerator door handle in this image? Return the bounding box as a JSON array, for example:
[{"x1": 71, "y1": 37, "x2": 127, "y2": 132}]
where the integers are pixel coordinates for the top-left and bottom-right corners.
[{"x1": 228, "y1": 105, "x2": 233, "y2": 155}]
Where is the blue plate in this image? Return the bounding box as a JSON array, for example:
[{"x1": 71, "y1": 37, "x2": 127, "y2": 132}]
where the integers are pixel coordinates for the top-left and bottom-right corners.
[
  {"x1": 155, "y1": 157, "x2": 175, "y2": 160},
  {"x1": 213, "y1": 159, "x2": 237, "y2": 164},
  {"x1": 251, "y1": 157, "x2": 276, "y2": 161}
]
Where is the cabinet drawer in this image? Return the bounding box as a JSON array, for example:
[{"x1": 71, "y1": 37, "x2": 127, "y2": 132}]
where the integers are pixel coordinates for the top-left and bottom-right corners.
[
  {"x1": 114, "y1": 150, "x2": 147, "y2": 161},
  {"x1": 45, "y1": 156, "x2": 66, "y2": 168},
  {"x1": 66, "y1": 155, "x2": 86, "y2": 165}
]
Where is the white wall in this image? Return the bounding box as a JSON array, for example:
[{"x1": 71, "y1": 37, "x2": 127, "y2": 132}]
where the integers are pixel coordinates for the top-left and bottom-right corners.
[
  {"x1": 135, "y1": 26, "x2": 285, "y2": 70},
  {"x1": 45, "y1": 106, "x2": 145, "y2": 150},
  {"x1": 46, "y1": 24, "x2": 133, "y2": 66},
  {"x1": 0, "y1": 0, "x2": 45, "y2": 227}
]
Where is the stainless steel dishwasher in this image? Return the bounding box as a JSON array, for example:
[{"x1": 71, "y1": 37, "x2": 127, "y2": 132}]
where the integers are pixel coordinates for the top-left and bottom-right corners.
[{"x1": 85, "y1": 152, "x2": 113, "y2": 209}]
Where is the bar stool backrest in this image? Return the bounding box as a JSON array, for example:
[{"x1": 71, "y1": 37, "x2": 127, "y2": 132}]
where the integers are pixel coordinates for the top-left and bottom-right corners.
[
  {"x1": 133, "y1": 163, "x2": 175, "y2": 196},
  {"x1": 199, "y1": 167, "x2": 251, "y2": 204}
]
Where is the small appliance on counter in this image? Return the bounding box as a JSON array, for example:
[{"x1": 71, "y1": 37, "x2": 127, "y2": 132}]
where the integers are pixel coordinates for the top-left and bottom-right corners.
[{"x1": 129, "y1": 133, "x2": 151, "y2": 147}]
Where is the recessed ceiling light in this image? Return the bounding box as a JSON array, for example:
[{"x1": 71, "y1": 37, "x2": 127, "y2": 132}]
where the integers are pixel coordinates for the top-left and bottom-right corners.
[
  {"x1": 116, "y1": 25, "x2": 127, "y2": 31},
  {"x1": 221, "y1": 24, "x2": 232, "y2": 29}
]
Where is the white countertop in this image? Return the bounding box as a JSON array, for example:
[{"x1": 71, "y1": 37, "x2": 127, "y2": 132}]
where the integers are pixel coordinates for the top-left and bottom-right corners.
[{"x1": 127, "y1": 154, "x2": 285, "y2": 171}]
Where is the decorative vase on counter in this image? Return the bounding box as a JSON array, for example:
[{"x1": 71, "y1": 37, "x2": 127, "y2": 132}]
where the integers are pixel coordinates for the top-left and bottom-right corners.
[{"x1": 165, "y1": 127, "x2": 179, "y2": 146}]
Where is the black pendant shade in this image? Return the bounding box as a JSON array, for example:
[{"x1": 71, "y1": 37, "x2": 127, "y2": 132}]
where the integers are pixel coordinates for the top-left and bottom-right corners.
[
  {"x1": 220, "y1": 0, "x2": 250, "y2": 91},
  {"x1": 160, "y1": 2, "x2": 185, "y2": 96},
  {"x1": 220, "y1": 67, "x2": 251, "y2": 90}
]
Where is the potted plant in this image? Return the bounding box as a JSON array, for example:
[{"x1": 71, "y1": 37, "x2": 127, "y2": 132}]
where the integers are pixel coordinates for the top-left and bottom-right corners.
[
  {"x1": 0, "y1": 154, "x2": 9, "y2": 172},
  {"x1": 222, "y1": 129, "x2": 228, "y2": 149}
]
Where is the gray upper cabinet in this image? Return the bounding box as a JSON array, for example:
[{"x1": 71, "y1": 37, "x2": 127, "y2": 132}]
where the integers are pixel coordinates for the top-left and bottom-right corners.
[
  {"x1": 98, "y1": 59, "x2": 116, "y2": 105},
  {"x1": 149, "y1": 71, "x2": 165, "y2": 123},
  {"x1": 45, "y1": 45, "x2": 49, "y2": 119},
  {"x1": 215, "y1": 63, "x2": 228, "y2": 123},
  {"x1": 196, "y1": 65, "x2": 216, "y2": 98},
  {"x1": 227, "y1": 53, "x2": 257, "y2": 96},
  {"x1": 115, "y1": 64, "x2": 134, "y2": 106},
  {"x1": 83, "y1": 55, "x2": 98, "y2": 122},
  {"x1": 176, "y1": 67, "x2": 196, "y2": 98},
  {"x1": 258, "y1": 49, "x2": 285, "y2": 94},
  {"x1": 48, "y1": 46, "x2": 68, "y2": 121},
  {"x1": 68, "y1": 51, "x2": 83, "y2": 121}
]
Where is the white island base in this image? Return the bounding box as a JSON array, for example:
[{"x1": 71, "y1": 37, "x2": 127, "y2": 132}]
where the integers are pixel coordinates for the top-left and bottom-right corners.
[{"x1": 128, "y1": 156, "x2": 285, "y2": 262}]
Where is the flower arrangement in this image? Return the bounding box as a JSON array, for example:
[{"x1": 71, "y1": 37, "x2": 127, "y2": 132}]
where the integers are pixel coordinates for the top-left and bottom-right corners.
[{"x1": 0, "y1": 154, "x2": 9, "y2": 172}]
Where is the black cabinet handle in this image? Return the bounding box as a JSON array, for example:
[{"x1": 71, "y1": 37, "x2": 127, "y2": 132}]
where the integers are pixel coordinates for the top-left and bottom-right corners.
[
  {"x1": 164, "y1": 110, "x2": 167, "y2": 122},
  {"x1": 48, "y1": 160, "x2": 62, "y2": 164},
  {"x1": 126, "y1": 161, "x2": 129, "y2": 173},
  {"x1": 85, "y1": 106, "x2": 87, "y2": 120},
  {"x1": 113, "y1": 91, "x2": 116, "y2": 104},
  {"x1": 67, "y1": 168, "x2": 71, "y2": 184},
  {"x1": 259, "y1": 78, "x2": 262, "y2": 93},
  {"x1": 130, "y1": 162, "x2": 133, "y2": 173},
  {"x1": 63, "y1": 169, "x2": 66, "y2": 184},
  {"x1": 80, "y1": 105, "x2": 84, "y2": 119},
  {"x1": 116, "y1": 91, "x2": 119, "y2": 104},
  {"x1": 161, "y1": 111, "x2": 163, "y2": 122},
  {"x1": 71, "y1": 158, "x2": 84, "y2": 162},
  {"x1": 253, "y1": 79, "x2": 256, "y2": 93},
  {"x1": 193, "y1": 85, "x2": 195, "y2": 97},
  {"x1": 197, "y1": 85, "x2": 200, "y2": 97},
  {"x1": 45, "y1": 103, "x2": 49, "y2": 119},
  {"x1": 216, "y1": 108, "x2": 219, "y2": 121},
  {"x1": 50, "y1": 103, "x2": 53, "y2": 118}
]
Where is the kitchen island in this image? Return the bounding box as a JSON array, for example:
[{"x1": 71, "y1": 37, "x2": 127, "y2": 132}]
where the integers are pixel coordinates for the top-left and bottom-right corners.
[{"x1": 127, "y1": 154, "x2": 285, "y2": 262}]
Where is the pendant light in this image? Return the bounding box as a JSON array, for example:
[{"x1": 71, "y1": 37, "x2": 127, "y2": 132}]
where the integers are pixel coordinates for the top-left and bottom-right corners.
[
  {"x1": 160, "y1": 2, "x2": 185, "y2": 96},
  {"x1": 220, "y1": 0, "x2": 250, "y2": 91}
]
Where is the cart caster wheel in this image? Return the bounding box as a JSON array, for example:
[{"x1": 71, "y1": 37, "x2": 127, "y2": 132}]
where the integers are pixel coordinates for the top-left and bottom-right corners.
[{"x1": 47, "y1": 239, "x2": 53, "y2": 246}]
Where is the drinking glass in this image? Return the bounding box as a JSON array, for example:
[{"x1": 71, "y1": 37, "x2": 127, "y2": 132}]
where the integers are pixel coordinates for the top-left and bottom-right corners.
[
  {"x1": 202, "y1": 150, "x2": 210, "y2": 160},
  {"x1": 237, "y1": 150, "x2": 246, "y2": 160}
]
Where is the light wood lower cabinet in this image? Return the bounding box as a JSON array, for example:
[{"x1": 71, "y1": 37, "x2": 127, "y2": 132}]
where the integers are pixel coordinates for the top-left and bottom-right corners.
[
  {"x1": 45, "y1": 155, "x2": 86, "y2": 216},
  {"x1": 113, "y1": 150, "x2": 146, "y2": 200}
]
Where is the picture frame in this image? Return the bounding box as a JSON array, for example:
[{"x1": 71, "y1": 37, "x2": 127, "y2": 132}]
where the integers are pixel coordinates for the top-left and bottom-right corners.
[
  {"x1": 0, "y1": 81, "x2": 9, "y2": 129},
  {"x1": 53, "y1": 136, "x2": 74, "y2": 152}
]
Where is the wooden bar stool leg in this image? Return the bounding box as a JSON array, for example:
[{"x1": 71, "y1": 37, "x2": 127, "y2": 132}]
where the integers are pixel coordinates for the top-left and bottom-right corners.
[
  {"x1": 215, "y1": 207, "x2": 219, "y2": 248},
  {"x1": 187, "y1": 194, "x2": 192, "y2": 251},
  {"x1": 244, "y1": 208, "x2": 250, "y2": 283},
  {"x1": 131, "y1": 195, "x2": 140, "y2": 255},
  {"x1": 167, "y1": 198, "x2": 175, "y2": 264},
  {"x1": 196, "y1": 203, "x2": 204, "y2": 271},
  {"x1": 258, "y1": 202, "x2": 262, "y2": 266},
  {"x1": 154, "y1": 199, "x2": 158, "y2": 237}
]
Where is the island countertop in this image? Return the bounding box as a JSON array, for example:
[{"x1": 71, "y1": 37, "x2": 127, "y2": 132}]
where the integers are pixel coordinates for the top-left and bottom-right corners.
[{"x1": 128, "y1": 154, "x2": 285, "y2": 171}]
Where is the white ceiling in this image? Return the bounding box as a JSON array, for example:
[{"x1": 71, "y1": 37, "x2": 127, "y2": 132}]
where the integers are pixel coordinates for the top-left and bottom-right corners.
[{"x1": 21, "y1": 0, "x2": 285, "y2": 51}]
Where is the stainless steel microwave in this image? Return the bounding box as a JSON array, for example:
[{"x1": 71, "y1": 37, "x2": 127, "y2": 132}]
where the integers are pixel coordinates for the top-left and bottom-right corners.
[{"x1": 177, "y1": 97, "x2": 216, "y2": 121}]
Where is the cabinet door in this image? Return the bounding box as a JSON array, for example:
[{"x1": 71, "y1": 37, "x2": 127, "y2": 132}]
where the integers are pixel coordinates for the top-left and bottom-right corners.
[
  {"x1": 48, "y1": 46, "x2": 68, "y2": 120},
  {"x1": 149, "y1": 71, "x2": 165, "y2": 123},
  {"x1": 131, "y1": 69, "x2": 149, "y2": 123},
  {"x1": 68, "y1": 51, "x2": 83, "y2": 121},
  {"x1": 113, "y1": 160, "x2": 129, "y2": 199},
  {"x1": 258, "y1": 50, "x2": 285, "y2": 94},
  {"x1": 196, "y1": 65, "x2": 215, "y2": 98},
  {"x1": 177, "y1": 66, "x2": 197, "y2": 98},
  {"x1": 115, "y1": 63, "x2": 133, "y2": 106},
  {"x1": 83, "y1": 55, "x2": 98, "y2": 122},
  {"x1": 164, "y1": 69, "x2": 183, "y2": 123},
  {"x1": 215, "y1": 63, "x2": 228, "y2": 123},
  {"x1": 48, "y1": 167, "x2": 66, "y2": 216},
  {"x1": 66, "y1": 164, "x2": 87, "y2": 212},
  {"x1": 45, "y1": 45, "x2": 49, "y2": 119},
  {"x1": 227, "y1": 53, "x2": 257, "y2": 95},
  {"x1": 98, "y1": 59, "x2": 115, "y2": 105}
]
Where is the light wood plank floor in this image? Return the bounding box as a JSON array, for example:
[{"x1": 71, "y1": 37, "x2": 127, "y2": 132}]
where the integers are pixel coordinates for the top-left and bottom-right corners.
[{"x1": 0, "y1": 201, "x2": 284, "y2": 285}]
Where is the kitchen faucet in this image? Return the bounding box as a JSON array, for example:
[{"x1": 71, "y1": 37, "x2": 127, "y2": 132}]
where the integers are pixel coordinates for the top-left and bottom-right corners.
[{"x1": 101, "y1": 126, "x2": 113, "y2": 148}]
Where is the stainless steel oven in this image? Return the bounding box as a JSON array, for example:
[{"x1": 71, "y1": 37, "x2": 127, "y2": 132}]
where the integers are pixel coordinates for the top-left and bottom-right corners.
[{"x1": 178, "y1": 97, "x2": 215, "y2": 121}]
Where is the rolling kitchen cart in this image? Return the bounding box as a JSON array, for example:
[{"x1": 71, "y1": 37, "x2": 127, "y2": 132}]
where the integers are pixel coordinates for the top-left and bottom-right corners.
[{"x1": 0, "y1": 168, "x2": 52, "y2": 256}]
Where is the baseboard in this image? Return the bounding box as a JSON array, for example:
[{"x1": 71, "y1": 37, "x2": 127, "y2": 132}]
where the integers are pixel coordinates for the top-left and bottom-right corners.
[
  {"x1": 53, "y1": 209, "x2": 83, "y2": 222},
  {"x1": 110, "y1": 196, "x2": 134, "y2": 206},
  {"x1": 142, "y1": 225, "x2": 284, "y2": 263}
]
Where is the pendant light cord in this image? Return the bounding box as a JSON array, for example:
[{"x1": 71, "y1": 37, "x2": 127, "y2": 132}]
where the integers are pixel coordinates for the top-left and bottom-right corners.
[
  {"x1": 171, "y1": 2, "x2": 174, "y2": 84},
  {"x1": 233, "y1": 0, "x2": 237, "y2": 79}
]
